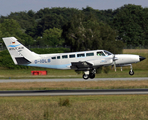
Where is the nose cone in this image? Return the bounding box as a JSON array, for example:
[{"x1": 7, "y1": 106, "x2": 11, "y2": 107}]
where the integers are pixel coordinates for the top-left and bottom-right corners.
[{"x1": 139, "y1": 56, "x2": 146, "y2": 61}]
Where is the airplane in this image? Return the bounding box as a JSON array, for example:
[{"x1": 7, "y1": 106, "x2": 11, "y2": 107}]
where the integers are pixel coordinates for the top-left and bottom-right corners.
[{"x1": 2, "y1": 37, "x2": 146, "y2": 80}]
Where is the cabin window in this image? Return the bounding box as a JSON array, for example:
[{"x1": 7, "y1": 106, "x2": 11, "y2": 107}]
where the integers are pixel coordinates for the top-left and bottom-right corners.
[
  {"x1": 57, "y1": 56, "x2": 60, "y2": 59},
  {"x1": 62, "y1": 55, "x2": 68, "y2": 59},
  {"x1": 97, "y1": 51, "x2": 105, "y2": 56},
  {"x1": 69, "y1": 54, "x2": 75, "y2": 58},
  {"x1": 77, "y1": 53, "x2": 85, "y2": 57},
  {"x1": 52, "y1": 57, "x2": 56, "y2": 59},
  {"x1": 86, "y1": 52, "x2": 94, "y2": 56}
]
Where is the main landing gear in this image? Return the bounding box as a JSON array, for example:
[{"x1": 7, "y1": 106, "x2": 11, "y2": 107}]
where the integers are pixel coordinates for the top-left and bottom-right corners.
[
  {"x1": 129, "y1": 64, "x2": 134, "y2": 75},
  {"x1": 83, "y1": 69, "x2": 96, "y2": 80}
]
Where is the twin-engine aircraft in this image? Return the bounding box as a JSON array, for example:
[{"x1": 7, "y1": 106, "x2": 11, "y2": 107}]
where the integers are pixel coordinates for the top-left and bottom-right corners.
[{"x1": 3, "y1": 37, "x2": 146, "y2": 80}]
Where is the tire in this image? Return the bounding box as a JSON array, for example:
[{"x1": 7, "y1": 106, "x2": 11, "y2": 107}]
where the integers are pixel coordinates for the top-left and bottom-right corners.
[
  {"x1": 129, "y1": 70, "x2": 134, "y2": 75},
  {"x1": 89, "y1": 73, "x2": 95, "y2": 79},
  {"x1": 83, "y1": 74, "x2": 89, "y2": 80}
]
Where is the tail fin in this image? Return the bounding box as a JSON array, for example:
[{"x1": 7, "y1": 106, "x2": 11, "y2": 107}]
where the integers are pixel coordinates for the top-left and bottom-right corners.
[{"x1": 2, "y1": 37, "x2": 39, "y2": 65}]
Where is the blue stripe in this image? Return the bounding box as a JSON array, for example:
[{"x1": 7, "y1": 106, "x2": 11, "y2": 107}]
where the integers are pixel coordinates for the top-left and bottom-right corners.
[
  {"x1": 8, "y1": 44, "x2": 21, "y2": 47},
  {"x1": 25, "y1": 64, "x2": 71, "y2": 69}
]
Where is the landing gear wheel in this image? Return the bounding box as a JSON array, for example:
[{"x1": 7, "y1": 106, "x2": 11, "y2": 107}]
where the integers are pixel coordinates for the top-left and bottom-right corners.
[
  {"x1": 129, "y1": 70, "x2": 134, "y2": 75},
  {"x1": 83, "y1": 74, "x2": 89, "y2": 80},
  {"x1": 89, "y1": 73, "x2": 95, "y2": 79}
]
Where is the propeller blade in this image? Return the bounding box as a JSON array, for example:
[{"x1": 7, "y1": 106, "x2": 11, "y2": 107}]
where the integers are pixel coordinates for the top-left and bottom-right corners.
[
  {"x1": 114, "y1": 61, "x2": 116, "y2": 72},
  {"x1": 113, "y1": 55, "x2": 118, "y2": 72}
]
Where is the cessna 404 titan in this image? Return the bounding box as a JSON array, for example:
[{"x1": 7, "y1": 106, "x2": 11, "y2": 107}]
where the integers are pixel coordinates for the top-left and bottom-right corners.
[{"x1": 3, "y1": 37, "x2": 146, "y2": 80}]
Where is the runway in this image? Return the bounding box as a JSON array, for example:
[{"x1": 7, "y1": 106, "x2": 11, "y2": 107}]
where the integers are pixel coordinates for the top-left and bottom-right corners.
[
  {"x1": 0, "y1": 78, "x2": 148, "y2": 96},
  {"x1": 0, "y1": 89, "x2": 148, "y2": 96},
  {"x1": 0, "y1": 77, "x2": 148, "y2": 82}
]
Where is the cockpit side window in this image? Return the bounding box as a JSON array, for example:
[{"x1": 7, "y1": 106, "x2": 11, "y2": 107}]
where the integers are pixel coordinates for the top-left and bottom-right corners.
[
  {"x1": 104, "y1": 50, "x2": 113, "y2": 56},
  {"x1": 97, "y1": 51, "x2": 105, "y2": 56}
]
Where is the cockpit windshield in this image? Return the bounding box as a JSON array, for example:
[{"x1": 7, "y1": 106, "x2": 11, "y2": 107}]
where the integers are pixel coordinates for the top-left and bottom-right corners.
[
  {"x1": 104, "y1": 50, "x2": 113, "y2": 56},
  {"x1": 97, "y1": 51, "x2": 105, "y2": 56}
]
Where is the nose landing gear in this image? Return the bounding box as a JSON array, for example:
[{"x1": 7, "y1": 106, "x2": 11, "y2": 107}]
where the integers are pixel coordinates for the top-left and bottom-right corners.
[{"x1": 129, "y1": 70, "x2": 134, "y2": 75}]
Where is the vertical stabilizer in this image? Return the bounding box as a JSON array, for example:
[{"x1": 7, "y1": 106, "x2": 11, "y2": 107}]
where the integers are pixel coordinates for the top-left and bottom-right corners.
[{"x1": 2, "y1": 37, "x2": 39, "y2": 65}]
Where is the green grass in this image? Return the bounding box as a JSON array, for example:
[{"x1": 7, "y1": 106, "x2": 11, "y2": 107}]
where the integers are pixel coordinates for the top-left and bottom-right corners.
[
  {"x1": 0, "y1": 68, "x2": 147, "y2": 79},
  {"x1": 1, "y1": 79, "x2": 148, "y2": 91},
  {"x1": 0, "y1": 95, "x2": 148, "y2": 120}
]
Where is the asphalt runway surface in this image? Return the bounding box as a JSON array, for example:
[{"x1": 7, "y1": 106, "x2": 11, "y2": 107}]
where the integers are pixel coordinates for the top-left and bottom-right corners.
[
  {"x1": 0, "y1": 77, "x2": 148, "y2": 83},
  {"x1": 0, "y1": 89, "x2": 148, "y2": 96},
  {"x1": 0, "y1": 77, "x2": 148, "y2": 96}
]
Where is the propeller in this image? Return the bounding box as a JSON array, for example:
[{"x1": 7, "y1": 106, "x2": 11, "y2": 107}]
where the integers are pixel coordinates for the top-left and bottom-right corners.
[{"x1": 113, "y1": 55, "x2": 118, "y2": 72}]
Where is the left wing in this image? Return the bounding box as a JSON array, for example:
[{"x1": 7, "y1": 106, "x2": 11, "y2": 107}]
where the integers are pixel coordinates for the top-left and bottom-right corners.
[
  {"x1": 70, "y1": 56, "x2": 114, "y2": 71},
  {"x1": 70, "y1": 61, "x2": 93, "y2": 71}
]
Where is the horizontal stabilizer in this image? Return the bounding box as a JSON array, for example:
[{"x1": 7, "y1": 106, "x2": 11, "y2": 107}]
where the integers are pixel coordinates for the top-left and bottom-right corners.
[{"x1": 15, "y1": 57, "x2": 31, "y2": 65}]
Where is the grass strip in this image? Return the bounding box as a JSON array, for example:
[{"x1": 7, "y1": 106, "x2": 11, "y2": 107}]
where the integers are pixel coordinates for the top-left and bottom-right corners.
[
  {"x1": 0, "y1": 95, "x2": 148, "y2": 120},
  {"x1": 0, "y1": 80, "x2": 148, "y2": 90}
]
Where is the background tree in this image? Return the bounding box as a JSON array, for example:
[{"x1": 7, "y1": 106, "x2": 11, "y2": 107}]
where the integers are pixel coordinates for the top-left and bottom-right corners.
[
  {"x1": 36, "y1": 14, "x2": 64, "y2": 36},
  {"x1": 0, "y1": 19, "x2": 34, "y2": 45},
  {"x1": 62, "y1": 13, "x2": 124, "y2": 53},
  {"x1": 0, "y1": 5, "x2": 147, "y2": 48},
  {"x1": 42, "y1": 27, "x2": 64, "y2": 46},
  {"x1": 112, "y1": 4, "x2": 148, "y2": 47}
]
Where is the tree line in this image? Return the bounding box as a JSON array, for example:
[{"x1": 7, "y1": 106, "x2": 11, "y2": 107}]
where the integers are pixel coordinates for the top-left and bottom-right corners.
[{"x1": 0, "y1": 4, "x2": 148, "y2": 53}]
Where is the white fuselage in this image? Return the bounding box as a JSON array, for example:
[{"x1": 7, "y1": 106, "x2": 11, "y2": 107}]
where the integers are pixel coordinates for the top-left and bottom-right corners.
[{"x1": 27, "y1": 50, "x2": 140, "y2": 69}]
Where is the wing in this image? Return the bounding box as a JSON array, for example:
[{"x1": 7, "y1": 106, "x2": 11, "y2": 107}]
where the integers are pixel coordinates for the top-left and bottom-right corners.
[{"x1": 70, "y1": 61, "x2": 94, "y2": 71}]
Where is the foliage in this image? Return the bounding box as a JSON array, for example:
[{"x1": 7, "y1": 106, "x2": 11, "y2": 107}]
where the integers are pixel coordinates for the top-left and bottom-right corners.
[
  {"x1": 42, "y1": 27, "x2": 64, "y2": 46},
  {"x1": 0, "y1": 19, "x2": 34, "y2": 45},
  {"x1": 36, "y1": 14, "x2": 64, "y2": 36},
  {"x1": 1, "y1": 5, "x2": 147, "y2": 48},
  {"x1": 62, "y1": 12, "x2": 124, "y2": 53},
  {"x1": 112, "y1": 4, "x2": 148, "y2": 47},
  {"x1": 0, "y1": 19, "x2": 21, "y2": 40},
  {"x1": 25, "y1": 7, "x2": 80, "y2": 37}
]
